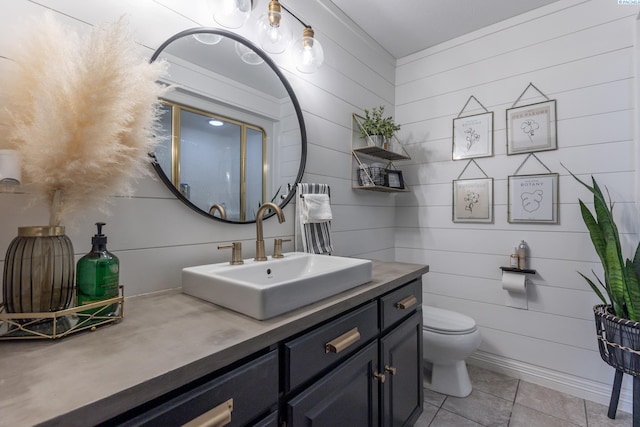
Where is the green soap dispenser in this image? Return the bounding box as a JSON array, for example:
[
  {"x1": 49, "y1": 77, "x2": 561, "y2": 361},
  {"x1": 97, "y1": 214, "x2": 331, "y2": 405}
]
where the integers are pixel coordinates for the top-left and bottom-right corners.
[{"x1": 76, "y1": 222, "x2": 120, "y2": 315}]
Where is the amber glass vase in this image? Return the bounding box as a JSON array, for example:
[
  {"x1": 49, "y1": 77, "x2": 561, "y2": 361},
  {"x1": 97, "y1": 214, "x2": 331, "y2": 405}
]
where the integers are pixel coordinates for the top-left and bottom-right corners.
[{"x1": 2, "y1": 226, "x2": 74, "y2": 313}]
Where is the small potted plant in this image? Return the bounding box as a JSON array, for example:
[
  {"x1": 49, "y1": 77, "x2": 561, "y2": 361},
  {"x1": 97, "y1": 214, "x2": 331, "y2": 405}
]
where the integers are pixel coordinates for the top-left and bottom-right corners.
[{"x1": 359, "y1": 106, "x2": 401, "y2": 149}]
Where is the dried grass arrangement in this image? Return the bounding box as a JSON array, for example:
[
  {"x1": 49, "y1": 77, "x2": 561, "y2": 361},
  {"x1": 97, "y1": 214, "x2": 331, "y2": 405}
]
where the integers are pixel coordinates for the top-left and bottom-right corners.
[{"x1": 0, "y1": 15, "x2": 168, "y2": 226}]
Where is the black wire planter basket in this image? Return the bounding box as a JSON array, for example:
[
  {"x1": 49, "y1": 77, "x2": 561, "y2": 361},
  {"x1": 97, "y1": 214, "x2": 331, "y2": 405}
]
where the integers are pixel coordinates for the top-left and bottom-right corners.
[{"x1": 593, "y1": 304, "x2": 640, "y2": 425}]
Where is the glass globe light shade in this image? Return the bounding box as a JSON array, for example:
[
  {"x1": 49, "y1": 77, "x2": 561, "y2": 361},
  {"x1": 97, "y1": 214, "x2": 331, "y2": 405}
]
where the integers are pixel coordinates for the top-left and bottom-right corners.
[
  {"x1": 235, "y1": 41, "x2": 264, "y2": 65},
  {"x1": 294, "y1": 28, "x2": 324, "y2": 74},
  {"x1": 256, "y1": 10, "x2": 292, "y2": 54},
  {"x1": 192, "y1": 33, "x2": 222, "y2": 45},
  {"x1": 213, "y1": 0, "x2": 252, "y2": 29}
]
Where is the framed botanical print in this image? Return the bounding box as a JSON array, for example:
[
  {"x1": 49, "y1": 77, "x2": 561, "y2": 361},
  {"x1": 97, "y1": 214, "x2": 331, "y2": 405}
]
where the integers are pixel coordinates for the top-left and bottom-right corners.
[
  {"x1": 452, "y1": 112, "x2": 493, "y2": 160},
  {"x1": 508, "y1": 173, "x2": 559, "y2": 224},
  {"x1": 452, "y1": 178, "x2": 494, "y2": 223},
  {"x1": 506, "y1": 100, "x2": 557, "y2": 155}
]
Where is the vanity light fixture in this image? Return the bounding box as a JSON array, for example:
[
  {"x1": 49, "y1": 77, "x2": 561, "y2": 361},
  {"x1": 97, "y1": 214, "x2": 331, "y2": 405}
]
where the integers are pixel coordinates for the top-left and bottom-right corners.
[
  {"x1": 256, "y1": 0, "x2": 292, "y2": 54},
  {"x1": 294, "y1": 26, "x2": 324, "y2": 74},
  {"x1": 209, "y1": 0, "x2": 324, "y2": 72},
  {"x1": 213, "y1": 0, "x2": 253, "y2": 29}
]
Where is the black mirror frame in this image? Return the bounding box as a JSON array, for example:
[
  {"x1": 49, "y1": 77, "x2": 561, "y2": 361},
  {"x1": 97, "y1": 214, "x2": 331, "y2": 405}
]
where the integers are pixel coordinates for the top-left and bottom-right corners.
[{"x1": 149, "y1": 27, "x2": 307, "y2": 224}]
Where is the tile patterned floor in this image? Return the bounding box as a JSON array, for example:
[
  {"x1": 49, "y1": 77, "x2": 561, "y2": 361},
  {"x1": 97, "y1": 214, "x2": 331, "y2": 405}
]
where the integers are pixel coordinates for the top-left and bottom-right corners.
[{"x1": 414, "y1": 365, "x2": 633, "y2": 427}]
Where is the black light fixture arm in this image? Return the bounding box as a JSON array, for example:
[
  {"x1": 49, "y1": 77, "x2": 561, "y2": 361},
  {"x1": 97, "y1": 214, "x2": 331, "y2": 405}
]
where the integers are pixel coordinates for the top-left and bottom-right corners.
[{"x1": 279, "y1": 2, "x2": 311, "y2": 28}]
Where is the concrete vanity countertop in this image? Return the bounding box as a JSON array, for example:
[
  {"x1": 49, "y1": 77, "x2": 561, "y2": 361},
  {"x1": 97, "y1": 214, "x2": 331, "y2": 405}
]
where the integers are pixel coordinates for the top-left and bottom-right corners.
[{"x1": 0, "y1": 260, "x2": 428, "y2": 427}]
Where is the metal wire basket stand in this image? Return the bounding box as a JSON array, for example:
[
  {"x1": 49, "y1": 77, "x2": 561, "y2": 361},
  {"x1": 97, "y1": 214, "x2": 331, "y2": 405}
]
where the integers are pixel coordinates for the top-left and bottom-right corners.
[{"x1": 593, "y1": 304, "x2": 640, "y2": 426}]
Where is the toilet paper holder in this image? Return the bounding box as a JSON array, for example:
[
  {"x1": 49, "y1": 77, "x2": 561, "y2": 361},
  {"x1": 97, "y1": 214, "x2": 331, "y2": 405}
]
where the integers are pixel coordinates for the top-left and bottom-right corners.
[{"x1": 499, "y1": 267, "x2": 536, "y2": 310}]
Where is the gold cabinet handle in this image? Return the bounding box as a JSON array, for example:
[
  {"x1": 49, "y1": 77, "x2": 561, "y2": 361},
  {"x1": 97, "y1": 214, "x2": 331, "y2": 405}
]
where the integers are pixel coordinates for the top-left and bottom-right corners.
[
  {"x1": 182, "y1": 398, "x2": 233, "y2": 427},
  {"x1": 384, "y1": 365, "x2": 397, "y2": 375},
  {"x1": 325, "y1": 327, "x2": 361, "y2": 353},
  {"x1": 373, "y1": 371, "x2": 386, "y2": 383},
  {"x1": 395, "y1": 295, "x2": 417, "y2": 310}
]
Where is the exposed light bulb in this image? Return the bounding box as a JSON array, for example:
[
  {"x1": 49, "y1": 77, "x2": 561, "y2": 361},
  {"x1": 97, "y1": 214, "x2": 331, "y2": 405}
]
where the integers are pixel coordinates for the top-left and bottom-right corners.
[
  {"x1": 213, "y1": 0, "x2": 252, "y2": 29},
  {"x1": 294, "y1": 27, "x2": 324, "y2": 73},
  {"x1": 256, "y1": 1, "x2": 292, "y2": 54}
]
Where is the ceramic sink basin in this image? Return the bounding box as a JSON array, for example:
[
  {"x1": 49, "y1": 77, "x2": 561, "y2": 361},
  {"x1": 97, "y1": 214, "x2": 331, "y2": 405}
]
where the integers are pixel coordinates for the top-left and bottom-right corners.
[{"x1": 181, "y1": 252, "x2": 373, "y2": 320}]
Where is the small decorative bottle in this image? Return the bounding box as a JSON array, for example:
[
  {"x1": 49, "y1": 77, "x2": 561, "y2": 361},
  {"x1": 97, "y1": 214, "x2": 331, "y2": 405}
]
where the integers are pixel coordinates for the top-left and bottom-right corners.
[
  {"x1": 509, "y1": 247, "x2": 519, "y2": 268},
  {"x1": 76, "y1": 222, "x2": 120, "y2": 316},
  {"x1": 517, "y1": 240, "x2": 528, "y2": 270}
]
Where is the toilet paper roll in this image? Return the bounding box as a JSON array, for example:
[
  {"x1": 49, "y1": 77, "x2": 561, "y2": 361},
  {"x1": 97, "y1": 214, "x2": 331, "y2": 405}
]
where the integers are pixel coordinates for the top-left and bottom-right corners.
[
  {"x1": 0, "y1": 149, "x2": 21, "y2": 184},
  {"x1": 501, "y1": 272, "x2": 526, "y2": 293}
]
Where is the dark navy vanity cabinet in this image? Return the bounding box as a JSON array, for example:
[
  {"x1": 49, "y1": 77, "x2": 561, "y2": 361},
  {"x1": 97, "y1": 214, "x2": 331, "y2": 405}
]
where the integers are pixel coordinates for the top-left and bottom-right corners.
[{"x1": 98, "y1": 278, "x2": 423, "y2": 427}]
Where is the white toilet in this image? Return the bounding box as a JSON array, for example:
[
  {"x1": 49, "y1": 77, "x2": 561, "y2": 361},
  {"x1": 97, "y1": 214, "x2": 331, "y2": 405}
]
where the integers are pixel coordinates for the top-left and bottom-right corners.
[{"x1": 422, "y1": 306, "x2": 481, "y2": 397}]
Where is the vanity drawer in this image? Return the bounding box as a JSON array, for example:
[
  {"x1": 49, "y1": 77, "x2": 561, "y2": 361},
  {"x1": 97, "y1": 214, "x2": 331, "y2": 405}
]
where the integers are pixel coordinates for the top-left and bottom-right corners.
[
  {"x1": 380, "y1": 278, "x2": 422, "y2": 331},
  {"x1": 284, "y1": 301, "x2": 378, "y2": 392},
  {"x1": 118, "y1": 349, "x2": 278, "y2": 427}
]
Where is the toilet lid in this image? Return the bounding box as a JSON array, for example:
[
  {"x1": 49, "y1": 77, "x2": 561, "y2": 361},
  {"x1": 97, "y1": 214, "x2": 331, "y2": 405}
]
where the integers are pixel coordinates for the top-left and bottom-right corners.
[{"x1": 422, "y1": 306, "x2": 476, "y2": 333}]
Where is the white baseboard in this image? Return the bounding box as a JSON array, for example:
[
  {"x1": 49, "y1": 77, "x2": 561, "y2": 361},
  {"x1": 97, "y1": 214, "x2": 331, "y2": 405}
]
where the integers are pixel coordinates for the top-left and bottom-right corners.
[{"x1": 468, "y1": 350, "x2": 633, "y2": 414}]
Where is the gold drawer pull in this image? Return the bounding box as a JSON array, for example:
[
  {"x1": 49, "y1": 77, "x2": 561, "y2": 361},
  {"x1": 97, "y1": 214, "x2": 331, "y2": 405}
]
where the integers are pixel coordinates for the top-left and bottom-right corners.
[
  {"x1": 182, "y1": 398, "x2": 233, "y2": 427},
  {"x1": 385, "y1": 365, "x2": 397, "y2": 375},
  {"x1": 395, "y1": 295, "x2": 417, "y2": 310},
  {"x1": 325, "y1": 327, "x2": 361, "y2": 353},
  {"x1": 373, "y1": 371, "x2": 386, "y2": 383}
]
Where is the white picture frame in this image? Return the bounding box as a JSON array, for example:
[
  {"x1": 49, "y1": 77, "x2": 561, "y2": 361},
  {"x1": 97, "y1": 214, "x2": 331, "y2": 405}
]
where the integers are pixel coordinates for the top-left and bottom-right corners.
[
  {"x1": 506, "y1": 100, "x2": 557, "y2": 155},
  {"x1": 452, "y1": 178, "x2": 494, "y2": 223},
  {"x1": 508, "y1": 173, "x2": 559, "y2": 224},
  {"x1": 452, "y1": 112, "x2": 494, "y2": 160}
]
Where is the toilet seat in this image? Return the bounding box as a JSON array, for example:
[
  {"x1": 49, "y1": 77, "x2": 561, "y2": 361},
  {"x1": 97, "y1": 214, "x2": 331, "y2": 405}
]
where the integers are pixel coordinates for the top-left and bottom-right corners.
[{"x1": 423, "y1": 306, "x2": 477, "y2": 335}]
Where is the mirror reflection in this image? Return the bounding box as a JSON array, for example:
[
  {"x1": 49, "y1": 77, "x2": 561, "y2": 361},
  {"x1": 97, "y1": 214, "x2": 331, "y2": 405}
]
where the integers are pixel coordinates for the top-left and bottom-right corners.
[{"x1": 150, "y1": 28, "x2": 306, "y2": 223}]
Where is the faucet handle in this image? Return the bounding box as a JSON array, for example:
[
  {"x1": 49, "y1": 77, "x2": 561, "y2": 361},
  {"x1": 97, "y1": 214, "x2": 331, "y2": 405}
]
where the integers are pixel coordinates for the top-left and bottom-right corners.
[
  {"x1": 273, "y1": 238, "x2": 292, "y2": 259},
  {"x1": 218, "y1": 242, "x2": 244, "y2": 265}
]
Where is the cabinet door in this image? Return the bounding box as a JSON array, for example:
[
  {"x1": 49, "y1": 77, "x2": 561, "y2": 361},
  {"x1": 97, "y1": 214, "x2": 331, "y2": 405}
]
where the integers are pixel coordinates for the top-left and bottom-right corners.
[
  {"x1": 286, "y1": 341, "x2": 380, "y2": 427},
  {"x1": 380, "y1": 310, "x2": 423, "y2": 427}
]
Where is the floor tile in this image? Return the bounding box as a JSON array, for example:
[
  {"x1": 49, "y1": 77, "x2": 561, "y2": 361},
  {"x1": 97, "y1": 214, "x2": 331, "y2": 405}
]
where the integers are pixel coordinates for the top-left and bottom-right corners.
[
  {"x1": 442, "y1": 389, "x2": 511, "y2": 426},
  {"x1": 585, "y1": 400, "x2": 633, "y2": 427},
  {"x1": 414, "y1": 403, "x2": 439, "y2": 427},
  {"x1": 467, "y1": 364, "x2": 519, "y2": 402},
  {"x1": 515, "y1": 381, "x2": 586, "y2": 426},
  {"x1": 429, "y1": 409, "x2": 484, "y2": 427},
  {"x1": 423, "y1": 386, "x2": 447, "y2": 407},
  {"x1": 510, "y1": 403, "x2": 583, "y2": 427}
]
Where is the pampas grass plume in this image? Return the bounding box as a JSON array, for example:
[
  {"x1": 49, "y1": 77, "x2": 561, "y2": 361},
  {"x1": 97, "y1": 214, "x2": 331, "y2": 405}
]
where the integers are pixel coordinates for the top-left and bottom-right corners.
[{"x1": 1, "y1": 15, "x2": 168, "y2": 225}]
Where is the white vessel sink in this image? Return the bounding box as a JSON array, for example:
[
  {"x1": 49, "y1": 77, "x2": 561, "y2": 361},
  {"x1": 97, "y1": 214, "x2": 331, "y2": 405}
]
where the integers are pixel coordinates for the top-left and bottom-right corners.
[{"x1": 182, "y1": 252, "x2": 373, "y2": 320}]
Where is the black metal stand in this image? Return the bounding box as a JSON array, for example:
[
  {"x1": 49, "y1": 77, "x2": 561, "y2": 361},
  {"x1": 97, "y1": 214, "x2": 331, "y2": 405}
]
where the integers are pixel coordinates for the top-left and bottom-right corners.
[{"x1": 607, "y1": 369, "x2": 639, "y2": 426}]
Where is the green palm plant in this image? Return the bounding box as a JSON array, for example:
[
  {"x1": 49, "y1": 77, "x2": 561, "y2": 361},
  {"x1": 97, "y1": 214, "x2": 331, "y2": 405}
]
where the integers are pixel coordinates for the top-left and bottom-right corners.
[{"x1": 567, "y1": 168, "x2": 640, "y2": 321}]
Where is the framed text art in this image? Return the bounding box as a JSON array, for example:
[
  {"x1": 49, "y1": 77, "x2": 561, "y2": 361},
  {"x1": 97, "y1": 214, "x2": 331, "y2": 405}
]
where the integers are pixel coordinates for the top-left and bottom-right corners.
[
  {"x1": 506, "y1": 100, "x2": 557, "y2": 155},
  {"x1": 452, "y1": 178, "x2": 494, "y2": 223},
  {"x1": 452, "y1": 111, "x2": 493, "y2": 160},
  {"x1": 385, "y1": 169, "x2": 405, "y2": 189},
  {"x1": 508, "y1": 173, "x2": 558, "y2": 224}
]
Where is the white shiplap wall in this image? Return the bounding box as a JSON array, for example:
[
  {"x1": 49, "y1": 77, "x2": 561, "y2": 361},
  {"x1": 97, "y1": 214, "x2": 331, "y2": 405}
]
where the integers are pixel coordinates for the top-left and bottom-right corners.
[
  {"x1": 0, "y1": 0, "x2": 398, "y2": 300},
  {"x1": 394, "y1": 0, "x2": 639, "y2": 411}
]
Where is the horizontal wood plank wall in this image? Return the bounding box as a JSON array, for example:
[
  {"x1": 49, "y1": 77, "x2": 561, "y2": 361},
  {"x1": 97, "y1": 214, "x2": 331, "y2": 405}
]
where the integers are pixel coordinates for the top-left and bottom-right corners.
[
  {"x1": 394, "y1": 0, "x2": 639, "y2": 410},
  {"x1": 0, "y1": 0, "x2": 398, "y2": 299}
]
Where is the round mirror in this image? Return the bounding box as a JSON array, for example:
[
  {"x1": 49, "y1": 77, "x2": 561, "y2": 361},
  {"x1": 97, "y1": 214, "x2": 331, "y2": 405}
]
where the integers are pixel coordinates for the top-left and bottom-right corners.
[{"x1": 150, "y1": 28, "x2": 306, "y2": 223}]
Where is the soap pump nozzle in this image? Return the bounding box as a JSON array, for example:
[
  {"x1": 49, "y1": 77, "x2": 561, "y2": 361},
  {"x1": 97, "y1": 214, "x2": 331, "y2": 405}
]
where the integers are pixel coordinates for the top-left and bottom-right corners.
[{"x1": 92, "y1": 222, "x2": 108, "y2": 250}]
